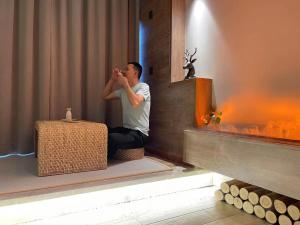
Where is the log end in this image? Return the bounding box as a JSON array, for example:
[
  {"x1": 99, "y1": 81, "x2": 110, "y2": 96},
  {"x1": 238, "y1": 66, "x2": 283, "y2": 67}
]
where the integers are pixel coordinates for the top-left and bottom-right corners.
[
  {"x1": 265, "y1": 210, "x2": 277, "y2": 224},
  {"x1": 243, "y1": 201, "x2": 254, "y2": 214},
  {"x1": 230, "y1": 185, "x2": 240, "y2": 197},
  {"x1": 239, "y1": 187, "x2": 249, "y2": 201},
  {"x1": 254, "y1": 205, "x2": 266, "y2": 219},
  {"x1": 225, "y1": 193, "x2": 234, "y2": 205},
  {"x1": 221, "y1": 182, "x2": 230, "y2": 194},
  {"x1": 278, "y1": 215, "x2": 292, "y2": 225},
  {"x1": 274, "y1": 199, "x2": 287, "y2": 214},
  {"x1": 260, "y1": 195, "x2": 273, "y2": 209},
  {"x1": 248, "y1": 192, "x2": 259, "y2": 205},
  {"x1": 215, "y1": 190, "x2": 224, "y2": 201},
  {"x1": 233, "y1": 197, "x2": 243, "y2": 210},
  {"x1": 287, "y1": 204, "x2": 300, "y2": 221}
]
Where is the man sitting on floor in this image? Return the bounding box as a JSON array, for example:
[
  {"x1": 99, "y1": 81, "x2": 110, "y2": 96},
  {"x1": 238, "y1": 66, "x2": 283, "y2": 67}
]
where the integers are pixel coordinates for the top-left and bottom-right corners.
[{"x1": 102, "y1": 62, "x2": 150, "y2": 159}]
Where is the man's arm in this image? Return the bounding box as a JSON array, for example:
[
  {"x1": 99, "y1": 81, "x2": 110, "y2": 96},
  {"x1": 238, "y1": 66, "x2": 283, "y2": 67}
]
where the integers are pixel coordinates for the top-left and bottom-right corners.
[
  {"x1": 102, "y1": 69, "x2": 119, "y2": 100},
  {"x1": 124, "y1": 84, "x2": 144, "y2": 108},
  {"x1": 117, "y1": 75, "x2": 144, "y2": 108}
]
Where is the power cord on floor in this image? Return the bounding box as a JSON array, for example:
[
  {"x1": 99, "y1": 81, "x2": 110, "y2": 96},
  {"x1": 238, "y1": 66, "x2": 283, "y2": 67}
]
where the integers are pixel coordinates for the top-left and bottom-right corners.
[{"x1": 0, "y1": 152, "x2": 34, "y2": 159}]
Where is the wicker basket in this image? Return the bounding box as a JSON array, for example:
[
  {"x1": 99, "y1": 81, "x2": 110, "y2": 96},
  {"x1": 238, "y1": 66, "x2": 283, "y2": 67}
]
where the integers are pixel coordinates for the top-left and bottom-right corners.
[
  {"x1": 35, "y1": 120, "x2": 107, "y2": 176},
  {"x1": 114, "y1": 148, "x2": 144, "y2": 161}
]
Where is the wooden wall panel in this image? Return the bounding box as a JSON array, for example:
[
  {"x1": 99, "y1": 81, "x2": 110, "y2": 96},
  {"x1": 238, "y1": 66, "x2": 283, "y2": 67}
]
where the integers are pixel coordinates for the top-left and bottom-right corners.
[
  {"x1": 140, "y1": 0, "x2": 171, "y2": 87},
  {"x1": 148, "y1": 79, "x2": 196, "y2": 161},
  {"x1": 171, "y1": 0, "x2": 186, "y2": 83},
  {"x1": 128, "y1": 0, "x2": 139, "y2": 61},
  {"x1": 140, "y1": 0, "x2": 212, "y2": 162}
]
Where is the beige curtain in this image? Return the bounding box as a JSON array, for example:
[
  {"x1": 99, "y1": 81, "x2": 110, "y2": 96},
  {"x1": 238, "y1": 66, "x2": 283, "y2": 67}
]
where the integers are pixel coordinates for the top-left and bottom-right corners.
[{"x1": 0, "y1": 0, "x2": 138, "y2": 155}]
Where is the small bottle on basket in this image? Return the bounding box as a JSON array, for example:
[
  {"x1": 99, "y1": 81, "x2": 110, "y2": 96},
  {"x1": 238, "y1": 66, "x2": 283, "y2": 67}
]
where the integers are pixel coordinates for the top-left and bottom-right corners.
[{"x1": 66, "y1": 107, "x2": 72, "y2": 121}]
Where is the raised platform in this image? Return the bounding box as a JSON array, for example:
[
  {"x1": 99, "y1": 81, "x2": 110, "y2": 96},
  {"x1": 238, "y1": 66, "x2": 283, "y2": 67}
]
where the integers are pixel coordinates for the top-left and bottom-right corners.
[
  {"x1": 183, "y1": 129, "x2": 300, "y2": 200},
  {"x1": 0, "y1": 155, "x2": 213, "y2": 225},
  {"x1": 0, "y1": 155, "x2": 170, "y2": 200}
]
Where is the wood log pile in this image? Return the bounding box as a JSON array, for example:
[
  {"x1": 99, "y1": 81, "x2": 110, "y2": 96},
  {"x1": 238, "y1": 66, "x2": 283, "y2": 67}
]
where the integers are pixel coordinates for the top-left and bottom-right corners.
[{"x1": 215, "y1": 180, "x2": 300, "y2": 225}]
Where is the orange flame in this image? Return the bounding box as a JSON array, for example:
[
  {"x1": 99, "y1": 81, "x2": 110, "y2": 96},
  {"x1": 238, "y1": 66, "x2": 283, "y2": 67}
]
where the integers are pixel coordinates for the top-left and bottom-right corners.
[{"x1": 215, "y1": 92, "x2": 300, "y2": 141}]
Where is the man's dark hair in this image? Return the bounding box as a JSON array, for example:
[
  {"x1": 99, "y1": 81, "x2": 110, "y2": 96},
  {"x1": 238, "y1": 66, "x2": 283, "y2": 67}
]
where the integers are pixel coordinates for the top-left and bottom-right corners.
[{"x1": 129, "y1": 62, "x2": 143, "y2": 79}]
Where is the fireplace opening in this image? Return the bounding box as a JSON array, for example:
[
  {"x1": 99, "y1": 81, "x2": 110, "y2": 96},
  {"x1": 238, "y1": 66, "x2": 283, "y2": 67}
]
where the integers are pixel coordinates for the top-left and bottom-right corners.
[{"x1": 202, "y1": 92, "x2": 300, "y2": 143}]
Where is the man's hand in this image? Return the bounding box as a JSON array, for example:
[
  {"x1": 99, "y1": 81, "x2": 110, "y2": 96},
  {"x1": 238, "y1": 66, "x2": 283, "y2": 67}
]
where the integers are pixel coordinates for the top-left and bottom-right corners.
[
  {"x1": 111, "y1": 68, "x2": 120, "y2": 81},
  {"x1": 117, "y1": 74, "x2": 129, "y2": 88},
  {"x1": 103, "y1": 68, "x2": 121, "y2": 100}
]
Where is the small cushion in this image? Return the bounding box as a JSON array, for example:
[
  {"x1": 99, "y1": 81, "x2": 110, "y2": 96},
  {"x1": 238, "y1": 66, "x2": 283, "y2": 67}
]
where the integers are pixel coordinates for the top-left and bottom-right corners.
[{"x1": 114, "y1": 148, "x2": 144, "y2": 161}]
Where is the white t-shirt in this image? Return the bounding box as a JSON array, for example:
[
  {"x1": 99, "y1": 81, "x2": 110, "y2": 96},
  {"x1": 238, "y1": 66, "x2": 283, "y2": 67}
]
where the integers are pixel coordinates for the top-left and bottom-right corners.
[{"x1": 114, "y1": 82, "x2": 151, "y2": 136}]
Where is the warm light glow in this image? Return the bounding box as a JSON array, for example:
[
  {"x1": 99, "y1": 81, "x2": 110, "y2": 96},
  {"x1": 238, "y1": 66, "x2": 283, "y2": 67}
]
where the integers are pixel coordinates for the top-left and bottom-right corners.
[
  {"x1": 187, "y1": 0, "x2": 300, "y2": 141},
  {"x1": 212, "y1": 92, "x2": 300, "y2": 140},
  {"x1": 191, "y1": 0, "x2": 205, "y2": 23},
  {"x1": 0, "y1": 172, "x2": 214, "y2": 225}
]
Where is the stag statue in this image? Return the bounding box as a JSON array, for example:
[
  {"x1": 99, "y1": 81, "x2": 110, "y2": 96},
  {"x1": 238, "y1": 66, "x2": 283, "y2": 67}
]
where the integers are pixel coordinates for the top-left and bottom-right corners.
[{"x1": 183, "y1": 48, "x2": 197, "y2": 80}]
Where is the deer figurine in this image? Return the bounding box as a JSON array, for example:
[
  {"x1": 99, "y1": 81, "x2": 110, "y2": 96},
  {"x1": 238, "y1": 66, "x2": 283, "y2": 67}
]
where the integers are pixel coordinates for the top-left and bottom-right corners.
[{"x1": 183, "y1": 48, "x2": 197, "y2": 80}]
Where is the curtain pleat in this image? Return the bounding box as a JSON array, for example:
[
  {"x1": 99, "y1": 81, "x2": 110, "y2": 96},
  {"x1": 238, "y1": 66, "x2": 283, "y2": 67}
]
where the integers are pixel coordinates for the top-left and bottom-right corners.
[
  {"x1": 0, "y1": 0, "x2": 15, "y2": 154},
  {"x1": 34, "y1": 0, "x2": 52, "y2": 121},
  {"x1": 85, "y1": 0, "x2": 108, "y2": 122},
  {"x1": 106, "y1": 0, "x2": 130, "y2": 128},
  {"x1": 12, "y1": 0, "x2": 35, "y2": 152}
]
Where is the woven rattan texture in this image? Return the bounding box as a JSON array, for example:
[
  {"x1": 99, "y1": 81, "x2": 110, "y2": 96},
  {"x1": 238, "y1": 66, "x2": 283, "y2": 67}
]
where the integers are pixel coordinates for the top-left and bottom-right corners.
[
  {"x1": 114, "y1": 148, "x2": 144, "y2": 161},
  {"x1": 36, "y1": 121, "x2": 107, "y2": 176}
]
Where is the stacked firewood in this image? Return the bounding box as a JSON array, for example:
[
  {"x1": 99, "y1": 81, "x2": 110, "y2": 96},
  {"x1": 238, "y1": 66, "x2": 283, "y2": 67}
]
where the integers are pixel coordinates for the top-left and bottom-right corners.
[{"x1": 215, "y1": 180, "x2": 300, "y2": 225}]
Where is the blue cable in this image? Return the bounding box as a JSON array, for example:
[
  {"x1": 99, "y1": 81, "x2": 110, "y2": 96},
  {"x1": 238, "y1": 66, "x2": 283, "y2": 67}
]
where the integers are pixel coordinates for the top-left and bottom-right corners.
[{"x1": 0, "y1": 152, "x2": 34, "y2": 159}]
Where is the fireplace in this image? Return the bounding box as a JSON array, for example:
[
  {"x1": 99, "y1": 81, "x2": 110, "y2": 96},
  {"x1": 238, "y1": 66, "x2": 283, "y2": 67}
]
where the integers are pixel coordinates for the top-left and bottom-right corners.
[
  {"x1": 184, "y1": 1, "x2": 300, "y2": 194},
  {"x1": 187, "y1": 87, "x2": 300, "y2": 200}
]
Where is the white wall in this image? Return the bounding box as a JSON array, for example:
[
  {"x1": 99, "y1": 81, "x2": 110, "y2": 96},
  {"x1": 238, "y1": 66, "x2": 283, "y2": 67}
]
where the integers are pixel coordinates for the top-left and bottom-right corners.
[{"x1": 185, "y1": 0, "x2": 300, "y2": 126}]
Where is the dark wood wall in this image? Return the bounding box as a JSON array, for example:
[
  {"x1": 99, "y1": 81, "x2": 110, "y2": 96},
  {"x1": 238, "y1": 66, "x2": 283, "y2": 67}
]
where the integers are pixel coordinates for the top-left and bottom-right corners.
[
  {"x1": 140, "y1": 0, "x2": 212, "y2": 162},
  {"x1": 140, "y1": 0, "x2": 171, "y2": 86}
]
